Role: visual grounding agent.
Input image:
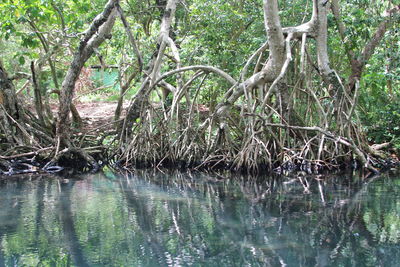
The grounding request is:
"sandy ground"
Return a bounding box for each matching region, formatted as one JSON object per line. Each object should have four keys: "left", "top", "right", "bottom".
{"left": 75, "top": 101, "right": 123, "bottom": 118}
{"left": 73, "top": 101, "right": 128, "bottom": 132}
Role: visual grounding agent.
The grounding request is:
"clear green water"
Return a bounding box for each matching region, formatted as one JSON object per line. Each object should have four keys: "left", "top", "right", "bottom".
{"left": 0, "top": 171, "right": 399, "bottom": 267}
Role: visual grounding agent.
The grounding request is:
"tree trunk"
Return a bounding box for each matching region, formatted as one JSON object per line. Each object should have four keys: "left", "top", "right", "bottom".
{"left": 56, "top": 0, "right": 118, "bottom": 145}
{"left": 0, "top": 61, "right": 21, "bottom": 146}
{"left": 30, "top": 62, "right": 47, "bottom": 126}
{"left": 121, "top": 0, "right": 178, "bottom": 141}
{"left": 0, "top": 61, "right": 19, "bottom": 119}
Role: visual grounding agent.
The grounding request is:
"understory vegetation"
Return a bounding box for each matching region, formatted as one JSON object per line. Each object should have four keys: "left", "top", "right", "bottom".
{"left": 0, "top": 0, "right": 399, "bottom": 175}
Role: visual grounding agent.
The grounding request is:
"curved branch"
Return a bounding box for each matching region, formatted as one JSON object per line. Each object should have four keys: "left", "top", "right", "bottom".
{"left": 154, "top": 65, "right": 237, "bottom": 86}
{"left": 170, "top": 71, "right": 204, "bottom": 119}
{"left": 240, "top": 41, "right": 269, "bottom": 81}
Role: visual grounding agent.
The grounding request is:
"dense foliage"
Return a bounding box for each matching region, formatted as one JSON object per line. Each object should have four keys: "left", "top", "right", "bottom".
{"left": 0, "top": 0, "right": 399, "bottom": 173}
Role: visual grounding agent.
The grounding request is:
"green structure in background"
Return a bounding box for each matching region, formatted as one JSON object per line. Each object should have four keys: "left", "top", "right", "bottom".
{"left": 91, "top": 67, "right": 120, "bottom": 91}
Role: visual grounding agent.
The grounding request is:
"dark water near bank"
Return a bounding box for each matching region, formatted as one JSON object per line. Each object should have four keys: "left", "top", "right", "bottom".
{"left": 0, "top": 171, "right": 399, "bottom": 267}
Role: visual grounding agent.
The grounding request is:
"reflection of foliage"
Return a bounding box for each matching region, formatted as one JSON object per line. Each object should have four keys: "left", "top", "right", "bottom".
{"left": 363, "top": 178, "right": 400, "bottom": 244}
{"left": 0, "top": 179, "right": 71, "bottom": 266}
{"left": 0, "top": 172, "right": 400, "bottom": 266}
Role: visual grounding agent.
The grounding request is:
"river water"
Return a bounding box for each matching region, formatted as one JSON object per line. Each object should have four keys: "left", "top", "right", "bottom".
{"left": 0, "top": 170, "right": 399, "bottom": 266}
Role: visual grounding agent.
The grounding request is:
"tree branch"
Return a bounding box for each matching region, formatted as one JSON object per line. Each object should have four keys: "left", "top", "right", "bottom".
{"left": 116, "top": 3, "right": 143, "bottom": 73}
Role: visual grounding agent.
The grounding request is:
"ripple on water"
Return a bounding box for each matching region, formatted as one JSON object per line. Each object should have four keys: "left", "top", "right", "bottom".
{"left": 0, "top": 172, "right": 399, "bottom": 266}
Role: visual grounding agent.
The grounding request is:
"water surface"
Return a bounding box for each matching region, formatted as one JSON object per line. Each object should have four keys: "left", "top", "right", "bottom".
{"left": 0, "top": 171, "right": 399, "bottom": 266}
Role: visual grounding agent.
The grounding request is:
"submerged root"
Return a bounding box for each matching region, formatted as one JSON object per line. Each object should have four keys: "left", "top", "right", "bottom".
{"left": 0, "top": 145, "right": 105, "bottom": 176}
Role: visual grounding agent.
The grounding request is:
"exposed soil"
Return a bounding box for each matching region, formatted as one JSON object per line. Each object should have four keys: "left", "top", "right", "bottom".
{"left": 76, "top": 101, "right": 119, "bottom": 118}
{"left": 74, "top": 101, "right": 127, "bottom": 133}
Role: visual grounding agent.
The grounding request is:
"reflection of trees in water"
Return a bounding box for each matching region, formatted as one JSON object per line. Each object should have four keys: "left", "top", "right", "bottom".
{"left": 0, "top": 179, "right": 31, "bottom": 266}
{"left": 126, "top": 171, "right": 313, "bottom": 265}
{"left": 118, "top": 176, "right": 170, "bottom": 266}
{"left": 314, "top": 175, "right": 400, "bottom": 266}
{"left": 59, "top": 181, "right": 90, "bottom": 267}
{"left": 0, "top": 172, "right": 399, "bottom": 266}
{"left": 0, "top": 179, "right": 24, "bottom": 233}
{"left": 251, "top": 174, "right": 399, "bottom": 267}
{"left": 0, "top": 177, "right": 70, "bottom": 266}
{"left": 128, "top": 171, "right": 400, "bottom": 266}
{"left": 0, "top": 182, "right": 21, "bottom": 266}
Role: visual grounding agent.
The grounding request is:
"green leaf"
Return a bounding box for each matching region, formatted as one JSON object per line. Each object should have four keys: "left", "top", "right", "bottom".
{"left": 18, "top": 55, "right": 25, "bottom": 65}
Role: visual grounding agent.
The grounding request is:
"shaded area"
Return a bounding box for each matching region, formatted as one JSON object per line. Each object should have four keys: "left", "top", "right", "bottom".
{"left": 0, "top": 171, "right": 399, "bottom": 266}
{"left": 59, "top": 181, "right": 90, "bottom": 267}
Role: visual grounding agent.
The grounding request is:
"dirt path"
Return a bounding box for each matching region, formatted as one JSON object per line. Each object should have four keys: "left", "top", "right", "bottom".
{"left": 75, "top": 102, "right": 120, "bottom": 118}
{"left": 74, "top": 101, "right": 127, "bottom": 132}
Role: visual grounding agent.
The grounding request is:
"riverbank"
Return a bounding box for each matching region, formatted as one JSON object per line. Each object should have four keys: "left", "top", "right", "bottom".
{"left": 1, "top": 100, "right": 399, "bottom": 177}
